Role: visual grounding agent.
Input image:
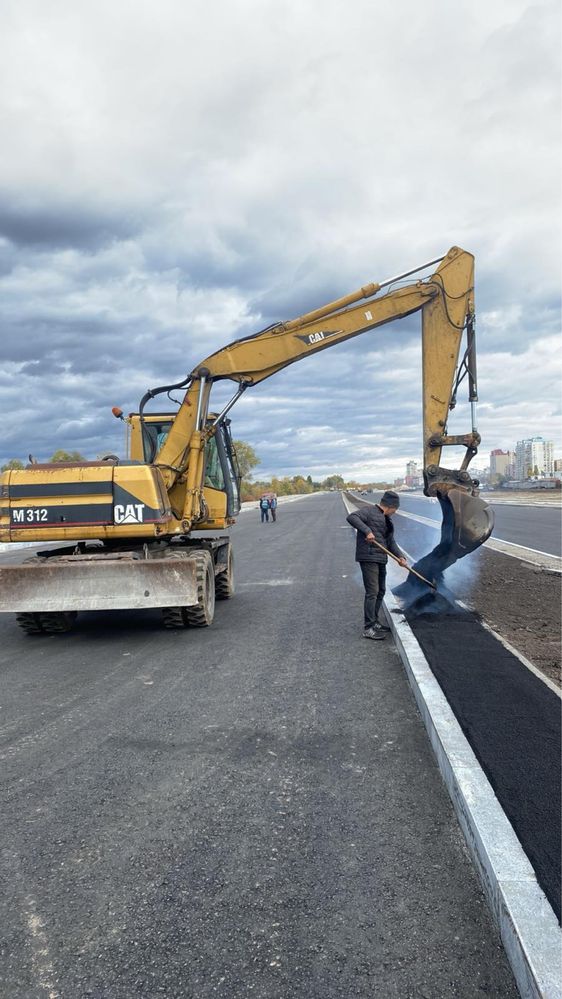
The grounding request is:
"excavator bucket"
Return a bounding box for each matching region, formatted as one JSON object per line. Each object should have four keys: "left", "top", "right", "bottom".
{"left": 436, "top": 488, "right": 495, "bottom": 567}
{"left": 397, "top": 488, "right": 494, "bottom": 594}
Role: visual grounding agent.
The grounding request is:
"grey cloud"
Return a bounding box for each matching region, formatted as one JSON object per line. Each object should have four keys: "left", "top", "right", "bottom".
{"left": 0, "top": 197, "right": 145, "bottom": 251}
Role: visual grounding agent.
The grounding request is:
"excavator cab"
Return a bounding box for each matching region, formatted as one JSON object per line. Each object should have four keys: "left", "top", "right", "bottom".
{"left": 127, "top": 411, "right": 242, "bottom": 521}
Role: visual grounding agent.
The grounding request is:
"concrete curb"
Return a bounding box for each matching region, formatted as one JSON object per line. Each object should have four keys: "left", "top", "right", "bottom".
{"left": 342, "top": 494, "right": 562, "bottom": 998}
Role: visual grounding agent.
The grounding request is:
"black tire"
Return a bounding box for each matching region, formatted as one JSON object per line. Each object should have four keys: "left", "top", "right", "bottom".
{"left": 16, "top": 556, "right": 77, "bottom": 634}
{"left": 16, "top": 612, "right": 45, "bottom": 635}
{"left": 215, "top": 544, "right": 234, "bottom": 600}
{"left": 161, "top": 550, "right": 191, "bottom": 629}
{"left": 184, "top": 550, "right": 215, "bottom": 627}
{"left": 39, "top": 612, "right": 77, "bottom": 633}
{"left": 162, "top": 606, "right": 190, "bottom": 629}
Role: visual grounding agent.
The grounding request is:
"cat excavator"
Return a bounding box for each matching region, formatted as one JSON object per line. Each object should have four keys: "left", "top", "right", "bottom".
{"left": 0, "top": 245, "right": 493, "bottom": 633}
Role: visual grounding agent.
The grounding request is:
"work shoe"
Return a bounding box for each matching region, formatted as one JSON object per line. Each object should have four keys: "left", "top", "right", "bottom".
{"left": 363, "top": 627, "right": 385, "bottom": 641}
{"left": 374, "top": 621, "right": 391, "bottom": 632}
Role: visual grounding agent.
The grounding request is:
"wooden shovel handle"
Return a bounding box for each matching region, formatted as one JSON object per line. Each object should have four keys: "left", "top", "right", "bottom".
{"left": 368, "top": 537, "right": 436, "bottom": 590}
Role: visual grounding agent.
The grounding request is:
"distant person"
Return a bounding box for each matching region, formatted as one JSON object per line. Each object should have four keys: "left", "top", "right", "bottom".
{"left": 346, "top": 490, "right": 407, "bottom": 640}
{"left": 259, "top": 496, "right": 270, "bottom": 523}
{"left": 269, "top": 495, "right": 278, "bottom": 522}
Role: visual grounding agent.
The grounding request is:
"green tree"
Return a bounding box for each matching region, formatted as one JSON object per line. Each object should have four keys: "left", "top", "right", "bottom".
{"left": 292, "top": 475, "right": 313, "bottom": 494}
{"left": 50, "top": 449, "right": 86, "bottom": 462}
{"left": 1, "top": 458, "right": 25, "bottom": 472}
{"left": 233, "top": 440, "right": 260, "bottom": 481}
{"left": 322, "top": 474, "right": 345, "bottom": 490}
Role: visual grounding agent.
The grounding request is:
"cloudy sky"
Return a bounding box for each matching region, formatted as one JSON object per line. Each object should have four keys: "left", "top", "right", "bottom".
{"left": 1, "top": 0, "right": 560, "bottom": 481}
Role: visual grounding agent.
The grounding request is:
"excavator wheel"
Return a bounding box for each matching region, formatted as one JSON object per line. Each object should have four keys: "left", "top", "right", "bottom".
{"left": 40, "top": 612, "right": 77, "bottom": 634}
{"left": 16, "top": 612, "right": 45, "bottom": 635}
{"left": 215, "top": 544, "right": 234, "bottom": 600}
{"left": 161, "top": 549, "right": 215, "bottom": 629}
{"left": 16, "top": 611, "right": 77, "bottom": 635}
{"left": 184, "top": 550, "right": 215, "bottom": 627}
{"left": 162, "top": 607, "right": 190, "bottom": 629}
{"left": 161, "top": 550, "right": 192, "bottom": 629}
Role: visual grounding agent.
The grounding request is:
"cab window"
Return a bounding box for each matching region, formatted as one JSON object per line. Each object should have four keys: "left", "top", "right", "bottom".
{"left": 204, "top": 435, "right": 225, "bottom": 489}
{"left": 142, "top": 421, "right": 173, "bottom": 461}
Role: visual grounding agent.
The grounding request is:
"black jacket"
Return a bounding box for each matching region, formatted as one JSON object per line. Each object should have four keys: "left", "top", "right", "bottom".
{"left": 346, "top": 504, "right": 404, "bottom": 563}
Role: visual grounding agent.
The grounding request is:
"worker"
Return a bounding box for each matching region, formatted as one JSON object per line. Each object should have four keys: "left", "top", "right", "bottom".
{"left": 346, "top": 490, "right": 407, "bottom": 640}
{"left": 269, "top": 494, "right": 278, "bottom": 522}
{"left": 259, "top": 496, "right": 270, "bottom": 523}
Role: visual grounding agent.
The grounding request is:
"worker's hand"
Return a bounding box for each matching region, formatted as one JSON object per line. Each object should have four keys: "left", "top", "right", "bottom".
{"left": 398, "top": 557, "right": 408, "bottom": 567}
{"left": 365, "top": 532, "right": 376, "bottom": 542}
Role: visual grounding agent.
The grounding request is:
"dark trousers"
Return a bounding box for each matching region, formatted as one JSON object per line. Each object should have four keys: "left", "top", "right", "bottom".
{"left": 270, "top": 507, "right": 276, "bottom": 521}
{"left": 260, "top": 508, "right": 269, "bottom": 522}
{"left": 360, "top": 562, "right": 386, "bottom": 629}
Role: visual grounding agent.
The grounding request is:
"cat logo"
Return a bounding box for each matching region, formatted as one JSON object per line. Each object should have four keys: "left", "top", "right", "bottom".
{"left": 114, "top": 503, "right": 145, "bottom": 524}
{"left": 295, "top": 329, "right": 342, "bottom": 346}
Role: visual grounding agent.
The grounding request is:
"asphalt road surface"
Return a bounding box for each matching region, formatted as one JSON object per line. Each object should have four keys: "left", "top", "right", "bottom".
{"left": 0, "top": 494, "right": 518, "bottom": 998}
{"left": 372, "top": 492, "right": 562, "bottom": 556}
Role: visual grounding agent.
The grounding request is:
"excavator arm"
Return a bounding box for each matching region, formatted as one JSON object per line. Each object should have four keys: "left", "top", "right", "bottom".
{"left": 151, "top": 246, "right": 493, "bottom": 571}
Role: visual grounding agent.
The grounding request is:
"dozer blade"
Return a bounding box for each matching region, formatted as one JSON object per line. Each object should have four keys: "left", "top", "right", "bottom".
{"left": 397, "top": 488, "right": 494, "bottom": 595}
{"left": 0, "top": 558, "right": 200, "bottom": 613}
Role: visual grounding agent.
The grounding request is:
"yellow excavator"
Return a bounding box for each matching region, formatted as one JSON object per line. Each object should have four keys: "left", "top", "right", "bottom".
{"left": 0, "top": 246, "right": 493, "bottom": 633}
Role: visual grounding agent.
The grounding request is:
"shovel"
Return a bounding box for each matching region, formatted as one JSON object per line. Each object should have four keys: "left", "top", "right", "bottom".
{"left": 367, "top": 537, "right": 437, "bottom": 590}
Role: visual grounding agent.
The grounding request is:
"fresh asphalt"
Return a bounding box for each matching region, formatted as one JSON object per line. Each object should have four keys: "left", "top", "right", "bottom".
{"left": 388, "top": 492, "right": 562, "bottom": 556}
{"left": 0, "top": 493, "right": 518, "bottom": 998}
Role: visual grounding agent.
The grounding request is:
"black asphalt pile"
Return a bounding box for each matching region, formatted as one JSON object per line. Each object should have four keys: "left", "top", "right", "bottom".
{"left": 405, "top": 600, "right": 561, "bottom": 922}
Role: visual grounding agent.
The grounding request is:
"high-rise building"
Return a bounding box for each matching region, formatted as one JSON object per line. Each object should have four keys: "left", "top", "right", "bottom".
{"left": 489, "top": 449, "right": 516, "bottom": 481}
{"left": 404, "top": 460, "right": 422, "bottom": 488}
{"left": 515, "top": 437, "right": 554, "bottom": 479}
{"left": 490, "top": 449, "right": 510, "bottom": 478}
